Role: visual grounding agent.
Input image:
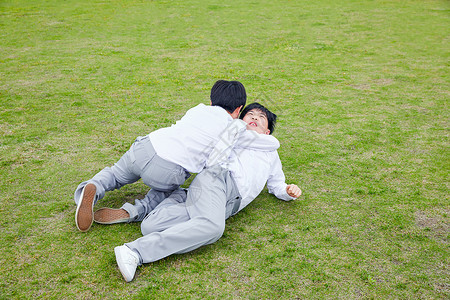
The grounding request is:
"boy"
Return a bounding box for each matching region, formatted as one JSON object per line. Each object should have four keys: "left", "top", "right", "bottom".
{"left": 74, "top": 80, "right": 247, "bottom": 232}
{"left": 95, "top": 103, "right": 302, "bottom": 282}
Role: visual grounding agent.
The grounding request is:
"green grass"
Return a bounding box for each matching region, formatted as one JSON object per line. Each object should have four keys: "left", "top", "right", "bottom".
{"left": 1, "top": 0, "right": 448, "bottom": 298}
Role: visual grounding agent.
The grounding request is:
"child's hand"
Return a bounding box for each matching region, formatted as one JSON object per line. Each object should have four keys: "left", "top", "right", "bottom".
{"left": 286, "top": 184, "right": 302, "bottom": 198}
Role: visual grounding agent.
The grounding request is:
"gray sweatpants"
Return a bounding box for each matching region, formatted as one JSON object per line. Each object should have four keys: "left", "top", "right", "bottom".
{"left": 125, "top": 165, "right": 241, "bottom": 264}
{"left": 74, "top": 136, "right": 191, "bottom": 205}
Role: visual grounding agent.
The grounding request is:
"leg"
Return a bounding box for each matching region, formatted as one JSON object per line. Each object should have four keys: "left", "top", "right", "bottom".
{"left": 74, "top": 145, "right": 140, "bottom": 205}
{"left": 74, "top": 137, "right": 190, "bottom": 232}
{"left": 124, "top": 166, "right": 229, "bottom": 264}
{"left": 115, "top": 212, "right": 225, "bottom": 282}
{"left": 74, "top": 143, "right": 140, "bottom": 231}
{"left": 140, "top": 190, "right": 190, "bottom": 234}
{"left": 94, "top": 188, "right": 185, "bottom": 224}
{"left": 137, "top": 138, "right": 191, "bottom": 192}
{"left": 125, "top": 188, "right": 185, "bottom": 222}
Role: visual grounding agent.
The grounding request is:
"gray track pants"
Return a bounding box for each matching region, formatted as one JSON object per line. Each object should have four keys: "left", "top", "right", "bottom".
{"left": 74, "top": 136, "right": 190, "bottom": 205}
{"left": 125, "top": 165, "right": 241, "bottom": 264}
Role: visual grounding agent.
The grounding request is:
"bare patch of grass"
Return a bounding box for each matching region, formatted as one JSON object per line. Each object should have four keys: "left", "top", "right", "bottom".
{"left": 415, "top": 209, "right": 449, "bottom": 242}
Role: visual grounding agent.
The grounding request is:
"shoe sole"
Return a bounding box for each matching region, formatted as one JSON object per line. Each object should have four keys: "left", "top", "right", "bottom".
{"left": 75, "top": 183, "right": 96, "bottom": 232}
{"left": 94, "top": 208, "right": 130, "bottom": 224}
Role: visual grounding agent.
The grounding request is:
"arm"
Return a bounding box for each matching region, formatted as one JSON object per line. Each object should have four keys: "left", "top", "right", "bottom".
{"left": 206, "top": 119, "right": 247, "bottom": 167}
{"left": 267, "top": 152, "right": 301, "bottom": 200}
{"left": 236, "top": 130, "right": 280, "bottom": 151}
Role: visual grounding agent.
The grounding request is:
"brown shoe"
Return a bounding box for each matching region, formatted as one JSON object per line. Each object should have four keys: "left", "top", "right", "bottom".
{"left": 94, "top": 208, "right": 130, "bottom": 224}
{"left": 75, "top": 183, "right": 96, "bottom": 232}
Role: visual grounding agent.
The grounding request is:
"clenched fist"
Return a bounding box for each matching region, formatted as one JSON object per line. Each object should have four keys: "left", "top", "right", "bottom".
{"left": 286, "top": 184, "right": 302, "bottom": 198}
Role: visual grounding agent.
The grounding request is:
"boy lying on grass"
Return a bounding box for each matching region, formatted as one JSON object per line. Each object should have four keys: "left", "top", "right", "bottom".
{"left": 94, "top": 102, "right": 302, "bottom": 282}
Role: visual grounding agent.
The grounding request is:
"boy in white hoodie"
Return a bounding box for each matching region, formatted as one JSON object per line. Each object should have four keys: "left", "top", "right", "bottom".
{"left": 95, "top": 103, "right": 302, "bottom": 282}
{"left": 73, "top": 80, "right": 247, "bottom": 232}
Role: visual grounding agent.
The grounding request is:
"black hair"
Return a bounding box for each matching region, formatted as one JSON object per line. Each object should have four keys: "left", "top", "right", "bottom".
{"left": 210, "top": 80, "right": 247, "bottom": 113}
{"left": 239, "top": 102, "right": 277, "bottom": 134}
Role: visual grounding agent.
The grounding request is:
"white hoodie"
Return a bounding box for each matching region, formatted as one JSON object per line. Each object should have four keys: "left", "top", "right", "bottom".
{"left": 148, "top": 104, "right": 246, "bottom": 173}
{"left": 225, "top": 130, "right": 295, "bottom": 212}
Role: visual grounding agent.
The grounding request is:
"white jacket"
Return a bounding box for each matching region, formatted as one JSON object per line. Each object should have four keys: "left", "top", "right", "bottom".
{"left": 226, "top": 130, "right": 295, "bottom": 212}
{"left": 148, "top": 104, "right": 245, "bottom": 173}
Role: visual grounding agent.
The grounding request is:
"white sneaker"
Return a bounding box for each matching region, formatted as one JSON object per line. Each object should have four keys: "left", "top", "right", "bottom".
{"left": 114, "top": 245, "right": 140, "bottom": 282}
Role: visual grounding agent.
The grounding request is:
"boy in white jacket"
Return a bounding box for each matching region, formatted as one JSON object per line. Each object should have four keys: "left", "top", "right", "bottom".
{"left": 95, "top": 103, "right": 302, "bottom": 282}
{"left": 73, "top": 80, "right": 247, "bottom": 232}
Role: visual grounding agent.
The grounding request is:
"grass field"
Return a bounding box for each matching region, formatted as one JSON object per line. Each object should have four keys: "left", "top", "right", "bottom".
{"left": 1, "top": 0, "right": 448, "bottom": 298}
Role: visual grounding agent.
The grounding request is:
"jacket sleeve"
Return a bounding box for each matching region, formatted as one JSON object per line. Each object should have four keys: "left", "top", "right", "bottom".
{"left": 235, "top": 130, "right": 280, "bottom": 151}
{"left": 206, "top": 119, "right": 247, "bottom": 167}
{"left": 267, "top": 151, "right": 296, "bottom": 201}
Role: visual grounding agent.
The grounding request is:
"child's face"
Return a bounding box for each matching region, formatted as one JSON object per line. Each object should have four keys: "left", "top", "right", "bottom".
{"left": 242, "top": 109, "right": 270, "bottom": 135}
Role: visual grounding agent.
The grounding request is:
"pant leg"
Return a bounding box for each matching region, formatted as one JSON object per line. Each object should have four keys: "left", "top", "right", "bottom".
{"left": 74, "top": 144, "right": 140, "bottom": 204}
{"left": 121, "top": 188, "right": 186, "bottom": 222}
{"left": 138, "top": 138, "right": 191, "bottom": 192}
{"left": 125, "top": 165, "right": 229, "bottom": 264}
{"left": 140, "top": 197, "right": 190, "bottom": 234}
{"left": 74, "top": 137, "right": 190, "bottom": 205}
